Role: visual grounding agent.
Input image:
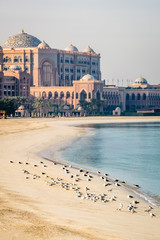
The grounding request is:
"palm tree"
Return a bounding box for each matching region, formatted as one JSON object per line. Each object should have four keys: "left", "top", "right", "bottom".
{"left": 32, "top": 98, "right": 44, "bottom": 114}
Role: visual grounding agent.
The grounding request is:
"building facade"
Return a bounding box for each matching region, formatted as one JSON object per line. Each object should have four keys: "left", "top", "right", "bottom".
{"left": 0, "top": 30, "right": 101, "bottom": 88}
{"left": 0, "top": 30, "right": 160, "bottom": 112}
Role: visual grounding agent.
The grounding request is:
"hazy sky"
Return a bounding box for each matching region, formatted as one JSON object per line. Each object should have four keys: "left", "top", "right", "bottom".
{"left": 0, "top": 0, "right": 160, "bottom": 85}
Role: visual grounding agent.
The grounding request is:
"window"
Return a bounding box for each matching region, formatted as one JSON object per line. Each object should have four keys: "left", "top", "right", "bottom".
{"left": 70, "top": 58, "right": 74, "bottom": 64}
{"left": 77, "top": 69, "right": 80, "bottom": 73}
{"left": 132, "top": 93, "right": 135, "bottom": 100}
{"left": 76, "top": 92, "right": 78, "bottom": 99}
{"left": 143, "top": 93, "right": 146, "bottom": 100}
{"left": 88, "top": 92, "right": 91, "bottom": 99}
{"left": 42, "top": 91, "right": 46, "bottom": 98}
{"left": 42, "top": 61, "right": 53, "bottom": 86}
{"left": 18, "top": 56, "right": 22, "bottom": 62}
{"left": 65, "top": 75, "right": 69, "bottom": 80}
{"left": 65, "top": 58, "right": 69, "bottom": 63}
{"left": 70, "top": 68, "right": 73, "bottom": 73}
{"left": 25, "top": 56, "right": 29, "bottom": 62}
{"left": 137, "top": 93, "right": 141, "bottom": 100}
{"left": 65, "top": 68, "right": 69, "bottom": 72}
{"left": 126, "top": 93, "right": 129, "bottom": 100}
{"left": 48, "top": 91, "right": 52, "bottom": 99}
{"left": 66, "top": 91, "right": 70, "bottom": 98}
{"left": 14, "top": 56, "right": 18, "bottom": 62}
{"left": 60, "top": 91, "right": 64, "bottom": 99}
{"left": 54, "top": 92, "right": 58, "bottom": 99}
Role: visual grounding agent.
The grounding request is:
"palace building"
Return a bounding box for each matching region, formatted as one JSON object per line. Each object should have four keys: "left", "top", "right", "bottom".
{"left": 0, "top": 30, "right": 160, "bottom": 112}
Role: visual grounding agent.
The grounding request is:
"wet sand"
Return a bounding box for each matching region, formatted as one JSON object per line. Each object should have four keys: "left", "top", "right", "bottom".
{"left": 0, "top": 116, "right": 160, "bottom": 240}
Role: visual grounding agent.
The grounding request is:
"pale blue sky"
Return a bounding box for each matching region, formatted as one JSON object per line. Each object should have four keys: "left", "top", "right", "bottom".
{"left": 0, "top": 0, "right": 160, "bottom": 84}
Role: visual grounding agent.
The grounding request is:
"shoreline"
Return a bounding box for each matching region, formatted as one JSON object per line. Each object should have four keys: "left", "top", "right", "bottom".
{"left": 39, "top": 122, "right": 160, "bottom": 207}
{"left": 1, "top": 116, "right": 160, "bottom": 240}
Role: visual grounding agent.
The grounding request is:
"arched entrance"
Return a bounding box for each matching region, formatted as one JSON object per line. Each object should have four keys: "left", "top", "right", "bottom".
{"left": 96, "top": 91, "right": 100, "bottom": 100}
{"left": 80, "top": 90, "right": 87, "bottom": 100}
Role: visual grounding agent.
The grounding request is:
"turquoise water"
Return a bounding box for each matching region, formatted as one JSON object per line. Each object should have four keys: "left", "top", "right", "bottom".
{"left": 57, "top": 123, "right": 160, "bottom": 199}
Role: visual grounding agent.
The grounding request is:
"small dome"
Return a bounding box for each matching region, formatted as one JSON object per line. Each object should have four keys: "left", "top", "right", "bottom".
{"left": 38, "top": 40, "right": 50, "bottom": 49}
{"left": 115, "top": 107, "right": 121, "bottom": 111}
{"left": 81, "top": 74, "right": 95, "bottom": 81}
{"left": 18, "top": 105, "right": 25, "bottom": 110}
{"left": 63, "top": 105, "right": 70, "bottom": 110}
{"left": 135, "top": 76, "right": 147, "bottom": 84}
{"left": 9, "top": 65, "right": 21, "bottom": 71}
{"left": 2, "top": 29, "right": 41, "bottom": 48}
{"left": 78, "top": 106, "right": 83, "bottom": 111}
{"left": 65, "top": 44, "right": 78, "bottom": 52}
{"left": 83, "top": 45, "right": 95, "bottom": 53}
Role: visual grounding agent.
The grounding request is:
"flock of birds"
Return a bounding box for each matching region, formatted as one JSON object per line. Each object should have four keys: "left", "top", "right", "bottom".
{"left": 9, "top": 160, "right": 156, "bottom": 218}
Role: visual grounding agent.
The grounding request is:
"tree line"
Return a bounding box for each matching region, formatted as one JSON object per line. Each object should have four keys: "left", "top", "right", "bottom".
{"left": 0, "top": 97, "right": 118, "bottom": 116}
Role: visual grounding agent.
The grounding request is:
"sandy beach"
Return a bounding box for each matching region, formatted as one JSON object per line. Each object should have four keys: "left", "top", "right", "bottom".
{"left": 0, "top": 116, "right": 160, "bottom": 240}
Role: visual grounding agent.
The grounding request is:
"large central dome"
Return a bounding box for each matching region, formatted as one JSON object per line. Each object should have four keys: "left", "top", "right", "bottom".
{"left": 1, "top": 30, "right": 41, "bottom": 48}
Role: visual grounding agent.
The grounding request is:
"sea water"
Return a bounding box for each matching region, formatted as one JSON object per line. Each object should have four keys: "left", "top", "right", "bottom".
{"left": 56, "top": 122, "right": 160, "bottom": 200}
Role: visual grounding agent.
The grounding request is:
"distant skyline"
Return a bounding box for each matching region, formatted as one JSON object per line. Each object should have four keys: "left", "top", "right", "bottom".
{"left": 0, "top": 0, "right": 160, "bottom": 84}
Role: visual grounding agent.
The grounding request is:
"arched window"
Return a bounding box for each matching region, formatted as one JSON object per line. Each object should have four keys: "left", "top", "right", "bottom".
{"left": 137, "top": 93, "right": 141, "bottom": 100}
{"left": 132, "top": 93, "right": 135, "bottom": 100}
{"left": 54, "top": 92, "right": 58, "bottom": 99}
{"left": 42, "top": 91, "right": 46, "bottom": 99}
{"left": 66, "top": 91, "right": 70, "bottom": 98}
{"left": 126, "top": 93, "right": 129, "bottom": 100}
{"left": 143, "top": 93, "right": 146, "bottom": 100}
{"left": 48, "top": 91, "right": 52, "bottom": 99}
{"left": 72, "top": 92, "right": 74, "bottom": 99}
{"left": 25, "top": 56, "right": 29, "bottom": 62}
{"left": 14, "top": 56, "right": 18, "bottom": 62}
{"left": 60, "top": 91, "right": 64, "bottom": 99}
{"left": 18, "top": 56, "right": 22, "bottom": 62}
{"left": 42, "top": 61, "right": 53, "bottom": 86}
{"left": 88, "top": 92, "right": 91, "bottom": 99}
